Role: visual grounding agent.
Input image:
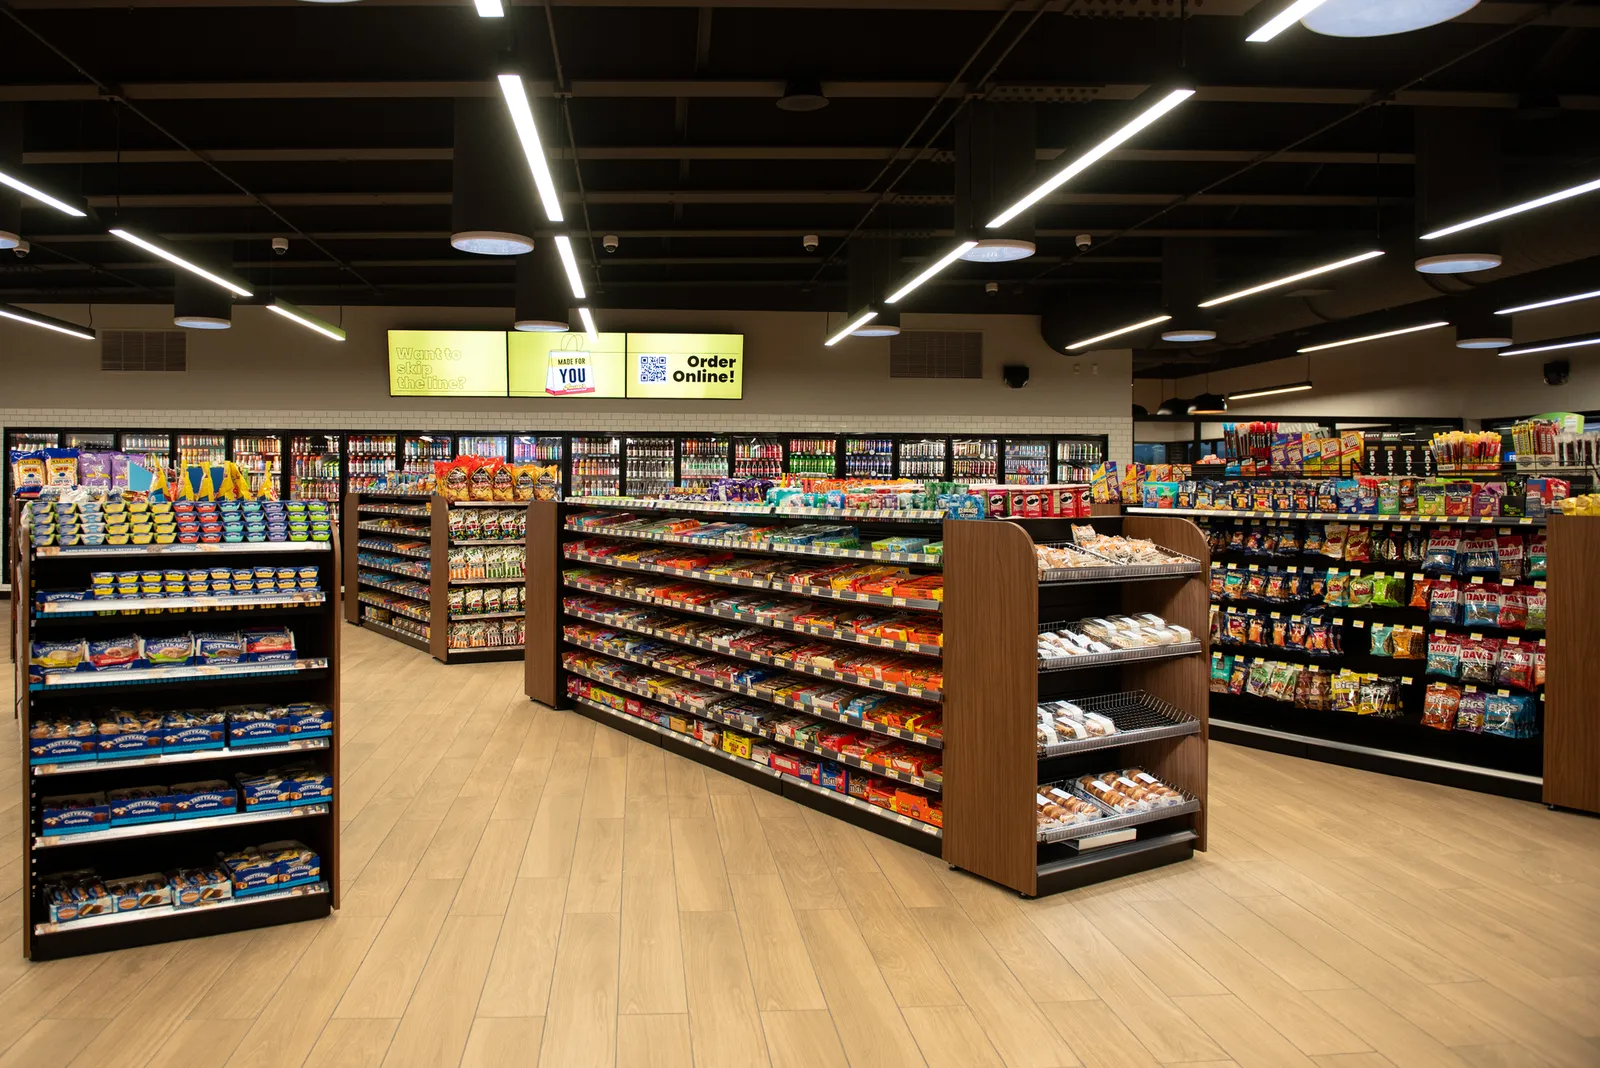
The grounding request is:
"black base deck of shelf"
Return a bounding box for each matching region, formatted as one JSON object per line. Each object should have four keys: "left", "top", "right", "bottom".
{"left": 352, "top": 617, "right": 431, "bottom": 653}
{"left": 29, "top": 890, "right": 330, "bottom": 961}
{"left": 564, "top": 696, "right": 942, "bottom": 855}
{"left": 445, "top": 647, "right": 524, "bottom": 663}
{"left": 1032, "top": 829, "right": 1197, "bottom": 897}
{"left": 1210, "top": 718, "right": 1542, "bottom": 801}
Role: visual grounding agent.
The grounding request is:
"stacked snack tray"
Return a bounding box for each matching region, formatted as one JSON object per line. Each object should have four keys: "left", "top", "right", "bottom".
{"left": 787, "top": 438, "right": 838, "bottom": 477}
{"left": 30, "top": 699, "right": 332, "bottom": 768}
{"left": 843, "top": 438, "right": 893, "bottom": 478}
{"left": 35, "top": 559, "right": 321, "bottom": 613}
{"left": 562, "top": 650, "right": 943, "bottom": 830}
{"left": 25, "top": 497, "right": 331, "bottom": 550}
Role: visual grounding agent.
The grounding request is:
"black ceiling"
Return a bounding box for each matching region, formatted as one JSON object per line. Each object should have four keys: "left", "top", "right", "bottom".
{"left": 1, "top": 0, "right": 1597, "bottom": 374}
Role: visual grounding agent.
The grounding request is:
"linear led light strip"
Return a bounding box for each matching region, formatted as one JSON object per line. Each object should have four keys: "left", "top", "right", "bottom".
{"left": 987, "top": 88, "right": 1194, "bottom": 229}
{"left": 1228, "top": 381, "right": 1313, "bottom": 401}
{"left": 0, "top": 167, "right": 86, "bottom": 217}
{"left": 1297, "top": 320, "right": 1448, "bottom": 353}
{"left": 109, "top": 229, "right": 254, "bottom": 297}
{"left": 0, "top": 305, "right": 95, "bottom": 340}
{"left": 1498, "top": 289, "right": 1600, "bottom": 316}
{"left": 826, "top": 310, "right": 878, "bottom": 347}
{"left": 1422, "top": 176, "right": 1600, "bottom": 241}
{"left": 1499, "top": 336, "right": 1600, "bottom": 358}
{"left": 578, "top": 307, "right": 599, "bottom": 343}
{"left": 885, "top": 242, "right": 976, "bottom": 304}
{"left": 554, "top": 235, "right": 586, "bottom": 300}
{"left": 497, "top": 73, "right": 564, "bottom": 224}
{"left": 1245, "top": 0, "right": 1331, "bottom": 42}
{"left": 474, "top": 0, "right": 504, "bottom": 14}
{"left": 1066, "top": 314, "right": 1171, "bottom": 351}
{"left": 1199, "top": 250, "right": 1383, "bottom": 308}
{"left": 267, "top": 298, "right": 346, "bottom": 341}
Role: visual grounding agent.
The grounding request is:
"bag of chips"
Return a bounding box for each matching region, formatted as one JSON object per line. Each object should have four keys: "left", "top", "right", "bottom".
{"left": 1344, "top": 526, "right": 1372, "bottom": 563}
{"left": 1422, "top": 682, "right": 1461, "bottom": 730}
{"left": 1391, "top": 627, "right": 1425, "bottom": 660}
{"left": 1496, "top": 643, "right": 1537, "bottom": 691}
{"left": 1455, "top": 690, "right": 1487, "bottom": 733}
{"left": 1324, "top": 572, "right": 1349, "bottom": 608}
{"left": 1484, "top": 693, "right": 1537, "bottom": 739}
{"left": 1427, "top": 634, "right": 1461, "bottom": 679}
{"left": 1527, "top": 533, "right": 1547, "bottom": 580}
{"left": 1525, "top": 588, "right": 1547, "bottom": 631}
{"left": 1495, "top": 535, "right": 1524, "bottom": 580}
{"left": 1497, "top": 589, "right": 1527, "bottom": 630}
{"left": 1348, "top": 575, "right": 1375, "bottom": 607}
{"left": 1322, "top": 522, "right": 1348, "bottom": 559}
{"left": 1409, "top": 577, "right": 1433, "bottom": 608}
{"left": 1423, "top": 531, "right": 1460, "bottom": 575}
{"left": 1370, "top": 623, "right": 1395, "bottom": 657}
{"left": 1371, "top": 574, "right": 1405, "bottom": 608}
{"left": 1458, "top": 638, "right": 1499, "bottom": 685}
{"left": 1460, "top": 585, "right": 1501, "bottom": 627}
{"left": 1428, "top": 580, "right": 1460, "bottom": 624}
{"left": 1460, "top": 536, "right": 1500, "bottom": 577}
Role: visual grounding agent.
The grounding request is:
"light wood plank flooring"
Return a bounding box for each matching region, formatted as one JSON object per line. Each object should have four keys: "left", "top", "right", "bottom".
{"left": 4, "top": 622, "right": 1600, "bottom": 1068}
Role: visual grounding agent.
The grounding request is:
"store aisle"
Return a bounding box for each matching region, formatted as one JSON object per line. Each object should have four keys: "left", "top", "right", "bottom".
{"left": 3, "top": 622, "right": 1599, "bottom": 1068}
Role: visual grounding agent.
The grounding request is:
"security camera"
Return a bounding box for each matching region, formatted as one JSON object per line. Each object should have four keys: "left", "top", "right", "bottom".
{"left": 1544, "top": 359, "right": 1570, "bottom": 387}
{"left": 985, "top": 281, "right": 999, "bottom": 296}
{"left": 803, "top": 234, "right": 820, "bottom": 253}
{"left": 603, "top": 234, "right": 619, "bottom": 253}
{"left": 1075, "top": 233, "right": 1092, "bottom": 251}
{"left": 271, "top": 237, "right": 288, "bottom": 256}
{"left": 14, "top": 240, "right": 28, "bottom": 258}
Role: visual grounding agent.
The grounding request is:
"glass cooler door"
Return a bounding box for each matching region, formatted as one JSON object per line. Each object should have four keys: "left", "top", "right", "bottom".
{"left": 1003, "top": 438, "right": 1051, "bottom": 485}
{"left": 1056, "top": 438, "right": 1104, "bottom": 483}
{"left": 951, "top": 437, "right": 998, "bottom": 482}
{"left": 896, "top": 437, "right": 947, "bottom": 481}
{"left": 513, "top": 435, "right": 563, "bottom": 465}
{"left": 230, "top": 434, "right": 283, "bottom": 499}
{"left": 402, "top": 433, "right": 452, "bottom": 474}
{"left": 290, "top": 433, "right": 343, "bottom": 524}
{"left": 843, "top": 436, "right": 895, "bottom": 478}
{"left": 346, "top": 433, "right": 397, "bottom": 492}
{"left": 786, "top": 436, "right": 838, "bottom": 478}
{"left": 458, "top": 435, "right": 509, "bottom": 461}
{"left": 624, "top": 435, "right": 675, "bottom": 496}
{"left": 679, "top": 435, "right": 729, "bottom": 487}
{"left": 570, "top": 434, "right": 622, "bottom": 496}
{"left": 731, "top": 435, "right": 784, "bottom": 480}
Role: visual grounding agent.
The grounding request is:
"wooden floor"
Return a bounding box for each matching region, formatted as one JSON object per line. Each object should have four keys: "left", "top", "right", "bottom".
{"left": 4, "top": 622, "right": 1600, "bottom": 1068}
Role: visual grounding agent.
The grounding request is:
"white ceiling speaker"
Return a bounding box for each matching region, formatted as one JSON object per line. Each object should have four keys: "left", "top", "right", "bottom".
{"left": 1302, "top": 0, "right": 1480, "bottom": 37}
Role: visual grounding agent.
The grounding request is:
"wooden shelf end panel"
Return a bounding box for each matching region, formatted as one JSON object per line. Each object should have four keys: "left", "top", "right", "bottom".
{"left": 1545, "top": 514, "right": 1600, "bottom": 814}
{"left": 525, "top": 501, "right": 563, "bottom": 707}
{"left": 943, "top": 519, "right": 1040, "bottom": 896}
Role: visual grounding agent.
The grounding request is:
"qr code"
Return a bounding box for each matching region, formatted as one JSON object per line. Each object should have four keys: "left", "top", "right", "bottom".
{"left": 638, "top": 355, "right": 668, "bottom": 383}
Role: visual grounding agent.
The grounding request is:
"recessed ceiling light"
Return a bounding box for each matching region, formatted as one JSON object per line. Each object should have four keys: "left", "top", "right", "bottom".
{"left": 884, "top": 242, "right": 977, "bottom": 304}
{"left": 0, "top": 303, "right": 95, "bottom": 340}
{"left": 960, "top": 239, "right": 1036, "bottom": 263}
{"left": 450, "top": 230, "right": 534, "bottom": 256}
{"left": 497, "top": 73, "right": 565, "bottom": 224}
{"left": 826, "top": 310, "right": 877, "bottom": 347}
{"left": 1497, "top": 289, "right": 1600, "bottom": 315}
{"left": 1246, "top": 0, "right": 1332, "bottom": 41}
{"left": 1296, "top": 320, "right": 1449, "bottom": 353}
{"left": 1498, "top": 335, "right": 1600, "bottom": 358}
{"left": 1228, "top": 380, "right": 1314, "bottom": 401}
{"left": 1421, "top": 175, "right": 1600, "bottom": 240}
{"left": 0, "top": 167, "right": 86, "bottom": 217}
{"left": 1198, "top": 250, "right": 1383, "bottom": 308}
{"left": 1301, "top": 0, "right": 1480, "bottom": 37}
{"left": 267, "top": 298, "right": 346, "bottom": 341}
{"left": 988, "top": 86, "right": 1194, "bottom": 229}
{"left": 110, "top": 228, "right": 253, "bottom": 297}
{"left": 1065, "top": 314, "right": 1172, "bottom": 351}
{"left": 1415, "top": 253, "right": 1502, "bottom": 274}
{"left": 1161, "top": 328, "right": 1218, "bottom": 343}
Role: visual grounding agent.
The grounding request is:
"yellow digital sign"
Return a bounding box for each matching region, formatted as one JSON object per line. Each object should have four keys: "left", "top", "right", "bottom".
{"left": 387, "top": 330, "right": 509, "bottom": 397}
{"left": 508, "top": 331, "right": 626, "bottom": 398}
{"left": 626, "top": 333, "right": 744, "bottom": 399}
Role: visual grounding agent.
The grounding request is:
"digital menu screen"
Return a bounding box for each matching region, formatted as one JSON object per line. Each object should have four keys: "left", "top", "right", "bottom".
{"left": 625, "top": 333, "right": 744, "bottom": 399}
{"left": 508, "top": 331, "right": 627, "bottom": 398}
{"left": 387, "top": 330, "right": 509, "bottom": 397}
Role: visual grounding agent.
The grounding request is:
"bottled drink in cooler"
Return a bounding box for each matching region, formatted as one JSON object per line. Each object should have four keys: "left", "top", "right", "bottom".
{"left": 844, "top": 437, "right": 893, "bottom": 478}
{"left": 733, "top": 437, "right": 783, "bottom": 479}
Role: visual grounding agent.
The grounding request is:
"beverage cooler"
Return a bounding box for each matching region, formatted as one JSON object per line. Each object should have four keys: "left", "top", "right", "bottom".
{"left": 458, "top": 434, "right": 509, "bottom": 461}
{"left": 230, "top": 434, "right": 282, "bottom": 499}
{"left": 402, "top": 433, "right": 452, "bottom": 473}
{"left": 787, "top": 436, "right": 837, "bottom": 477}
{"left": 571, "top": 434, "right": 621, "bottom": 496}
{"left": 1003, "top": 438, "right": 1050, "bottom": 485}
{"left": 176, "top": 433, "right": 226, "bottom": 471}
{"left": 951, "top": 437, "right": 998, "bottom": 481}
{"left": 732, "top": 435, "right": 783, "bottom": 479}
{"left": 843, "top": 436, "right": 893, "bottom": 478}
{"left": 897, "top": 437, "right": 947, "bottom": 480}
{"left": 680, "top": 435, "right": 729, "bottom": 487}
{"left": 625, "top": 435, "right": 674, "bottom": 496}
{"left": 119, "top": 431, "right": 171, "bottom": 479}
{"left": 347, "top": 433, "right": 397, "bottom": 491}
{"left": 290, "top": 433, "right": 342, "bottom": 524}
{"left": 513, "top": 435, "right": 563, "bottom": 465}
{"left": 64, "top": 431, "right": 114, "bottom": 450}
{"left": 1056, "top": 437, "right": 1105, "bottom": 483}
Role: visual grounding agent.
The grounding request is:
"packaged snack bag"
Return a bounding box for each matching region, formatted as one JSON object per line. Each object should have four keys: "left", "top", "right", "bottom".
{"left": 44, "top": 448, "right": 79, "bottom": 488}
{"left": 11, "top": 449, "right": 46, "bottom": 495}
{"left": 468, "top": 458, "right": 495, "bottom": 501}
{"left": 490, "top": 459, "right": 516, "bottom": 501}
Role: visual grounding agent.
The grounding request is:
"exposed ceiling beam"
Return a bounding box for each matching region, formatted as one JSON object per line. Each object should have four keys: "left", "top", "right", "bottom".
{"left": 25, "top": 227, "right": 1321, "bottom": 243}
{"left": 22, "top": 147, "right": 1419, "bottom": 166}
{"left": 76, "top": 191, "right": 1404, "bottom": 208}
{"left": 4, "top": 80, "right": 1593, "bottom": 109}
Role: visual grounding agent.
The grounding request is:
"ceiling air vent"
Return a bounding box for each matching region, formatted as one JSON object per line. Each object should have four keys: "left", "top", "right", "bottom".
{"left": 890, "top": 331, "right": 983, "bottom": 379}
{"left": 101, "top": 330, "right": 187, "bottom": 372}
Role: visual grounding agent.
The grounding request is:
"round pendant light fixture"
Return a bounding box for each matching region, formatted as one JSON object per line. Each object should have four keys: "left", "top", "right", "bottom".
{"left": 1415, "top": 252, "right": 1503, "bottom": 275}
{"left": 776, "top": 79, "right": 829, "bottom": 112}
{"left": 1161, "top": 327, "right": 1217, "bottom": 343}
{"left": 1155, "top": 396, "right": 1192, "bottom": 416}
{"left": 1302, "top": 0, "right": 1479, "bottom": 37}
{"left": 1189, "top": 392, "right": 1228, "bottom": 415}
{"left": 960, "top": 239, "right": 1036, "bottom": 263}
{"left": 452, "top": 231, "right": 535, "bottom": 257}
{"left": 513, "top": 245, "right": 570, "bottom": 333}
{"left": 173, "top": 273, "right": 233, "bottom": 331}
{"left": 1456, "top": 335, "right": 1513, "bottom": 350}
{"left": 852, "top": 305, "right": 901, "bottom": 337}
